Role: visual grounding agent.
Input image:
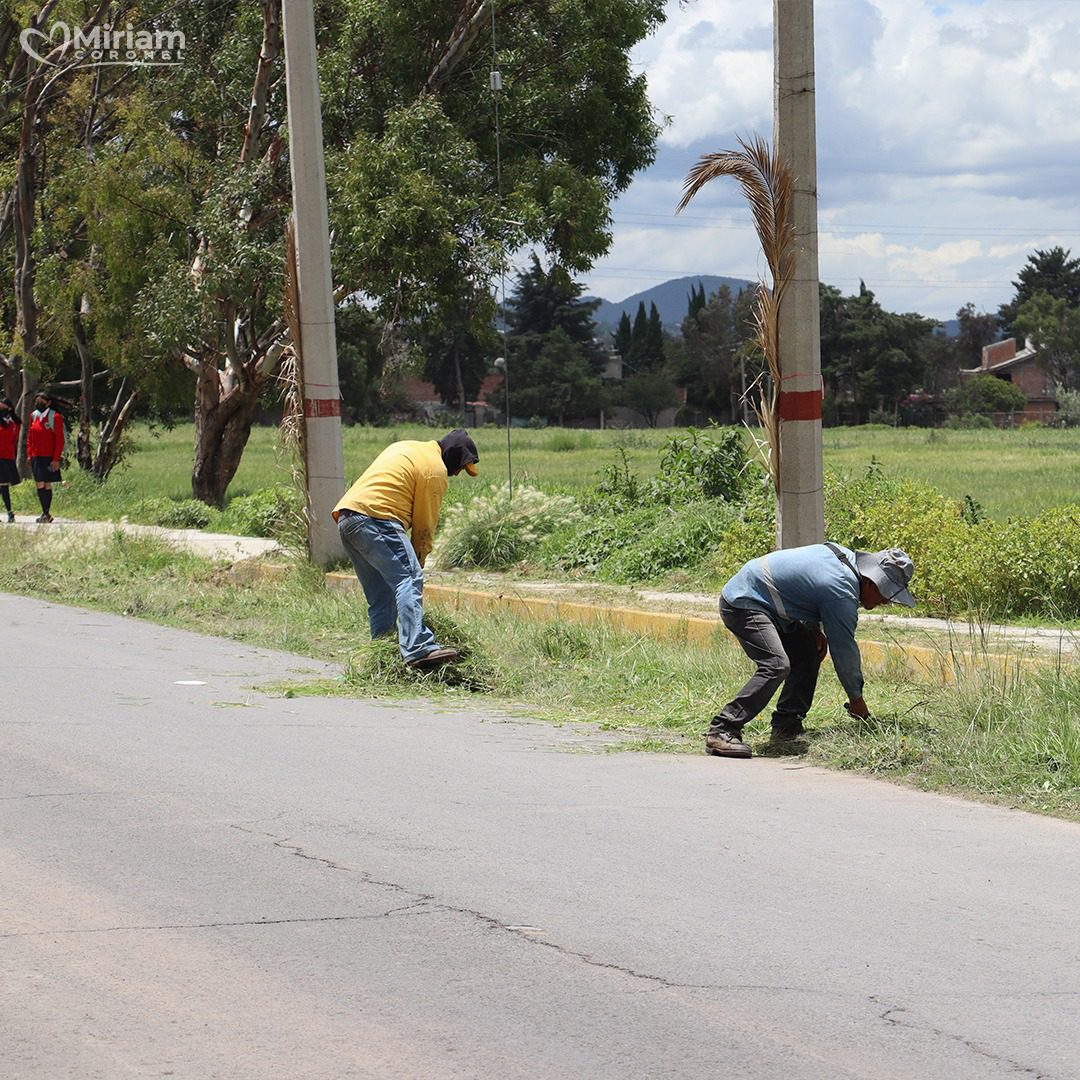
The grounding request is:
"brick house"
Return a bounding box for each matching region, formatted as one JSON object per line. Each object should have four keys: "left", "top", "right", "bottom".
{"left": 960, "top": 338, "right": 1058, "bottom": 423}
{"left": 400, "top": 373, "right": 503, "bottom": 426}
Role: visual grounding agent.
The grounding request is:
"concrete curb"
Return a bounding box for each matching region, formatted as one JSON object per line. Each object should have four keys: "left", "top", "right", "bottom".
{"left": 315, "top": 567, "right": 1046, "bottom": 683}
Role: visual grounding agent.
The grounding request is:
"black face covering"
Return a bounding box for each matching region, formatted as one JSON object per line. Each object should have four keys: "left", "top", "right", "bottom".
{"left": 437, "top": 428, "right": 479, "bottom": 475}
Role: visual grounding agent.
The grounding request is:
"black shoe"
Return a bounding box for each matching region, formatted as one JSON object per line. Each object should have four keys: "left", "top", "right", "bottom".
{"left": 39, "top": 513, "right": 53, "bottom": 524}
{"left": 770, "top": 720, "right": 806, "bottom": 742}
{"left": 5, "top": 513, "right": 13, "bottom": 523}
{"left": 705, "top": 722, "right": 752, "bottom": 759}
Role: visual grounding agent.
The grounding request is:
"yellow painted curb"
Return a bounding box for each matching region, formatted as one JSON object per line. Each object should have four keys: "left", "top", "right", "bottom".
{"left": 243, "top": 564, "right": 1046, "bottom": 683}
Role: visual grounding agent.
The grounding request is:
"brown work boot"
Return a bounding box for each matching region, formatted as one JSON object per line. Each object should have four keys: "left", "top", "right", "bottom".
{"left": 705, "top": 723, "right": 752, "bottom": 759}
{"left": 405, "top": 646, "right": 460, "bottom": 671}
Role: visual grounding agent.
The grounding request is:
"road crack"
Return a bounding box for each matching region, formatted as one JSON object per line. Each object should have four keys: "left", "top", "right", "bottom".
{"left": 873, "top": 996, "right": 1057, "bottom": 1079}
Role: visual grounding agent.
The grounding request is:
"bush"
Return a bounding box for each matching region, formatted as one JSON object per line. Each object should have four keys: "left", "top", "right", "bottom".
{"left": 544, "top": 427, "right": 766, "bottom": 584}
{"left": 653, "top": 426, "right": 752, "bottom": 504}
{"left": 544, "top": 503, "right": 662, "bottom": 575}
{"left": 544, "top": 430, "right": 597, "bottom": 452}
{"left": 824, "top": 462, "right": 1080, "bottom": 619}
{"left": 1054, "top": 389, "right": 1080, "bottom": 428}
{"left": 434, "top": 483, "right": 581, "bottom": 569}
{"left": 944, "top": 374, "right": 1026, "bottom": 417}
{"left": 600, "top": 500, "right": 742, "bottom": 582}
{"left": 218, "top": 486, "right": 301, "bottom": 538}
{"left": 129, "top": 496, "right": 215, "bottom": 530}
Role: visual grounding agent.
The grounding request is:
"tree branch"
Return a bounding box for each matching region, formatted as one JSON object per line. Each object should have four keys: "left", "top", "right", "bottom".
{"left": 424, "top": 1, "right": 489, "bottom": 94}
{"left": 240, "top": 0, "right": 281, "bottom": 165}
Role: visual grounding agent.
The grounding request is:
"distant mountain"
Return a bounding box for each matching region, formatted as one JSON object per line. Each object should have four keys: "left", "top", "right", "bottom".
{"left": 586, "top": 274, "right": 754, "bottom": 334}
{"left": 586, "top": 276, "right": 962, "bottom": 337}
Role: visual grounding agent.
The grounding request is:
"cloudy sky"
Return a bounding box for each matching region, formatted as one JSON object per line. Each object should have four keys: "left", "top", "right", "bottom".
{"left": 579, "top": 0, "right": 1080, "bottom": 322}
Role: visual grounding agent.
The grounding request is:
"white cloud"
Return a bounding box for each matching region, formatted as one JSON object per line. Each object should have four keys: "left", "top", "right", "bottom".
{"left": 582, "top": 0, "right": 1080, "bottom": 321}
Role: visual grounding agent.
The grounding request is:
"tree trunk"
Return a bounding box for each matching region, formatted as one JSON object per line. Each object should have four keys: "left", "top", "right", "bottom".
{"left": 191, "top": 359, "right": 262, "bottom": 507}
{"left": 13, "top": 78, "right": 41, "bottom": 476}
{"left": 186, "top": 0, "right": 282, "bottom": 510}
{"left": 74, "top": 299, "right": 94, "bottom": 470}
{"left": 92, "top": 378, "right": 138, "bottom": 481}
{"left": 453, "top": 338, "right": 466, "bottom": 415}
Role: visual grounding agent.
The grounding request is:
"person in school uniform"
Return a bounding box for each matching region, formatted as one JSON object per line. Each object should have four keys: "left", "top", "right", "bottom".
{"left": 27, "top": 391, "right": 65, "bottom": 524}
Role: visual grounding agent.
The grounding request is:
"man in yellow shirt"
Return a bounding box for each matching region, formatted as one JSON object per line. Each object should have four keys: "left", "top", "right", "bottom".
{"left": 334, "top": 429, "right": 479, "bottom": 670}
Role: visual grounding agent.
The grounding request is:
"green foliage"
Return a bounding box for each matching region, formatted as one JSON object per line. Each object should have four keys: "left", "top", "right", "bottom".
{"left": 217, "top": 487, "right": 302, "bottom": 539}
{"left": 545, "top": 427, "right": 763, "bottom": 582}
{"left": 998, "top": 245, "right": 1080, "bottom": 336}
{"left": 1054, "top": 389, "right": 1080, "bottom": 427}
{"left": 590, "top": 427, "right": 753, "bottom": 511}
{"left": 544, "top": 430, "right": 598, "bottom": 452}
{"left": 944, "top": 374, "right": 1027, "bottom": 417}
{"left": 501, "top": 256, "right": 606, "bottom": 424}
{"left": 9, "top": 0, "right": 668, "bottom": 504}
{"left": 434, "top": 483, "right": 582, "bottom": 569}
{"left": 616, "top": 370, "right": 680, "bottom": 427}
{"left": 823, "top": 463, "right": 1080, "bottom": 619}
{"left": 130, "top": 497, "right": 216, "bottom": 530}
{"left": 1013, "top": 290, "right": 1080, "bottom": 391}
{"left": 536, "top": 621, "right": 594, "bottom": 663}
{"left": 674, "top": 283, "right": 757, "bottom": 422}
{"left": 544, "top": 502, "right": 658, "bottom": 574}
{"left": 819, "top": 281, "right": 937, "bottom": 424}
{"left": 655, "top": 426, "right": 751, "bottom": 503}
{"left": 599, "top": 501, "right": 742, "bottom": 582}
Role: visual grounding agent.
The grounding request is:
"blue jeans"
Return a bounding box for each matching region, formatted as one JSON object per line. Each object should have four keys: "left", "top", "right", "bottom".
{"left": 337, "top": 512, "right": 439, "bottom": 662}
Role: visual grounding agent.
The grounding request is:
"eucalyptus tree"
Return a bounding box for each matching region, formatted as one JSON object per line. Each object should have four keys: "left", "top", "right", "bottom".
{"left": 105, "top": 0, "right": 666, "bottom": 505}
{"left": 0, "top": 0, "right": 114, "bottom": 469}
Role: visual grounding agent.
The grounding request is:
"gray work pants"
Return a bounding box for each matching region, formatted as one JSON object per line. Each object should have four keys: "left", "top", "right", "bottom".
{"left": 709, "top": 600, "right": 821, "bottom": 733}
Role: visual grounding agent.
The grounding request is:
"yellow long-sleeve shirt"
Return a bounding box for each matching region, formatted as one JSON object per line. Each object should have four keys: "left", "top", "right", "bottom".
{"left": 333, "top": 440, "right": 448, "bottom": 566}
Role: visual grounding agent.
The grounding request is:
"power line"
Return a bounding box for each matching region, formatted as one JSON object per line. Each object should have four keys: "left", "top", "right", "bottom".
{"left": 610, "top": 209, "right": 1080, "bottom": 239}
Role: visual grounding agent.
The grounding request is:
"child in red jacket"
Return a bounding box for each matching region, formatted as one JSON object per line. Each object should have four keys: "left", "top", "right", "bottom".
{"left": 27, "top": 391, "right": 64, "bottom": 524}
{"left": 0, "top": 397, "right": 21, "bottom": 522}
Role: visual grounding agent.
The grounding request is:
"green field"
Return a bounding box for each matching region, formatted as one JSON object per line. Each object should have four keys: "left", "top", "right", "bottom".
{"left": 11, "top": 422, "right": 1080, "bottom": 523}
{"left": 821, "top": 425, "right": 1080, "bottom": 519}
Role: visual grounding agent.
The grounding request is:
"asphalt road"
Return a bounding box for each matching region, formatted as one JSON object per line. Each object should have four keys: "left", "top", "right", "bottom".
{"left": 2, "top": 593, "right": 1078, "bottom": 1080}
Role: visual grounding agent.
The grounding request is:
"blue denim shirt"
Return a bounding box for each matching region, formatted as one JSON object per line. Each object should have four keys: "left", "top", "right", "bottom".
{"left": 722, "top": 543, "right": 864, "bottom": 700}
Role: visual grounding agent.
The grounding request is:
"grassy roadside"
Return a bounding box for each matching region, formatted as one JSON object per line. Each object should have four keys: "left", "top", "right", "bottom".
{"left": 13, "top": 422, "right": 1080, "bottom": 523}
{"left": 2, "top": 527, "right": 1077, "bottom": 821}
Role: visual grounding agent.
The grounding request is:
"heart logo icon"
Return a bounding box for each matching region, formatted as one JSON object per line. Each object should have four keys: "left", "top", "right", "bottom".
{"left": 19, "top": 21, "right": 70, "bottom": 66}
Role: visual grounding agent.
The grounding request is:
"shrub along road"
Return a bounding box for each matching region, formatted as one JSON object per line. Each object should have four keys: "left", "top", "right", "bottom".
{"left": 2, "top": 592, "right": 1079, "bottom": 1079}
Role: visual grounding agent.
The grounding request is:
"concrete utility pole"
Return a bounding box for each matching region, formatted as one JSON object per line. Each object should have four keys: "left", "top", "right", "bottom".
{"left": 282, "top": 0, "right": 345, "bottom": 565}
{"left": 773, "top": 0, "right": 824, "bottom": 548}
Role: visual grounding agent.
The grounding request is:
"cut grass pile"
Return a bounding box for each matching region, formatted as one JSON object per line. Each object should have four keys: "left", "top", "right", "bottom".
{"left": 1, "top": 527, "right": 1076, "bottom": 821}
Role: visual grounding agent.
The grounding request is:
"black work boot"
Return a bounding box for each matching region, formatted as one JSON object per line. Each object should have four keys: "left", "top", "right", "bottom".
{"left": 705, "top": 720, "right": 752, "bottom": 759}
{"left": 770, "top": 717, "right": 806, "bottom": 743}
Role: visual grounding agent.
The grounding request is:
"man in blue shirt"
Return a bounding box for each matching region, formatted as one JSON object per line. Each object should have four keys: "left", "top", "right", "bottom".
{"left": 707, "top": 544, "right": 916, "bottom": 759}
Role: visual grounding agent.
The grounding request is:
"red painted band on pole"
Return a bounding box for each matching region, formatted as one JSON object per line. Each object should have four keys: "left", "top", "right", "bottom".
{"left": 303, "top": 397, "right": 342, "bottom": 418}
{"left": 778, "top": 389, "right": 823, "bottom": 421}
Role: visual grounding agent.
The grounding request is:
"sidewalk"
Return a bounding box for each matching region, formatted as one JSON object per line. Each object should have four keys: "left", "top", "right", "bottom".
{"left": 7, "top": 514, "right": 281, "bottom": 561}
{"left": 11, "top": 515, "right": 1077, "bottom": 675}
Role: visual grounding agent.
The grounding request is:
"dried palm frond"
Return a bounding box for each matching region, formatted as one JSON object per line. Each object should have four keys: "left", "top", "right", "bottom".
{"left": 277, "top": 215, "right": 310, "bottom": 546}
{"left": 677, "top": 135, "right": 796, "bottom": 491}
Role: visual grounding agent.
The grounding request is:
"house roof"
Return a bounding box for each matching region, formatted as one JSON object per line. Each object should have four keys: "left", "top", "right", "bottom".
{"left": 960, "top": 340, "right": 1037, "bottom": 376}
